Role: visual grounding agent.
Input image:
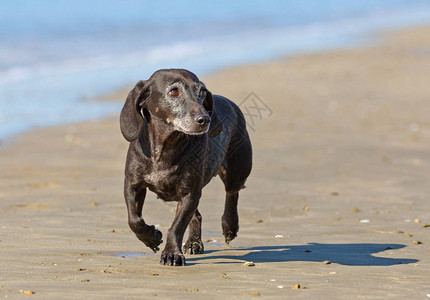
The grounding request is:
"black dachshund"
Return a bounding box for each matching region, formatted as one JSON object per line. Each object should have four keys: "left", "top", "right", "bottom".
{"left": 120, "top": 69, "right": 252, "bottom": 266}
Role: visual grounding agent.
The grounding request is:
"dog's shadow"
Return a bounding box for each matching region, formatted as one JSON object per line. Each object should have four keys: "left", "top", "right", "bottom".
{"left": 186, "top": 243, "right": 418, "bottom": 266}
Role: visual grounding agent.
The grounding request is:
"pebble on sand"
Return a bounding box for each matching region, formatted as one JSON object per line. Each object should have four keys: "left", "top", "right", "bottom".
{"left": 23, "top": 290, "right": 34, "bottom": 295}
{"left": 244, "top": 261, "right": 255, "bottom": 267}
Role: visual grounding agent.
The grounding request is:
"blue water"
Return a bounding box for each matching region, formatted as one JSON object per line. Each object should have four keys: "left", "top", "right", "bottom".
{"left": 1, "top": 0, "right": 430, "bottom": 140}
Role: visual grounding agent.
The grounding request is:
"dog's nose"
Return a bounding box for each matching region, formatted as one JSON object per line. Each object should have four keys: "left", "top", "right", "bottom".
{"left": 195, "top": 115, "right": 211, "bottom": 125}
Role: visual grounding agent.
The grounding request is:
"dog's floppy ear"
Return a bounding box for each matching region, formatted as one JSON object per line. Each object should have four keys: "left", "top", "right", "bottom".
{"left": 120, "top": 80, "right": 150, "bottom": 142}
{"left": 203, "top": 91, "right": 223, "bottom": 138}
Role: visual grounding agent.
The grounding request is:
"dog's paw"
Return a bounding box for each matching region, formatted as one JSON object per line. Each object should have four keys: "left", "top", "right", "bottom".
{"left": 222, "top": 217, "right": 239, "bottom": 244}
{"left": 223, "top": 230, "right": 237, "bottom": 244}
{"left": 160, "top": 250, "right": 186, "bottom": 266}
{"left": 135, "top": 225, "right": 163, "bottom": 253}
{"left": 183, "top": 240, "right": 204, "bottom": 255}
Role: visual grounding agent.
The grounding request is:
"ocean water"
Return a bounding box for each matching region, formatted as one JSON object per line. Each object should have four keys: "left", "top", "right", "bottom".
{"left": 1, "top": 0, "right": 430, "bottom": 140}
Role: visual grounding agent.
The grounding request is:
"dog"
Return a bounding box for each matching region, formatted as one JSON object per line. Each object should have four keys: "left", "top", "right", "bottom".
{"left": 120, "top": 69, "right": 252, "bottom": 266}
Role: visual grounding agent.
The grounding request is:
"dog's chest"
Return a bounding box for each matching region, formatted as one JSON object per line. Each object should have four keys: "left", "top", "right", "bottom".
{"left": 143, "top": 165, "right": 182, "bottom": 201}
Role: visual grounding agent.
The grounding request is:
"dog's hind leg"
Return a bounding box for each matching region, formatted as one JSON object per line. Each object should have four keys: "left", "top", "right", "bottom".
{"left": 221, "top": 191, "right": 240, "bottom": 244}
{"left": 219, "top": 163, "right": 250, "bottom": 244}
{"left": 183, "top": 209, "right": 204, "bottom": 254}
{"left": 219, "top": 127, "right": 252, "bottom": 244}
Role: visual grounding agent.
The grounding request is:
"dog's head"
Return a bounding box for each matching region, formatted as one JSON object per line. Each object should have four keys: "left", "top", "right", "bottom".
{"left": 120, "top": 69, "right": 222, "bottom": 142}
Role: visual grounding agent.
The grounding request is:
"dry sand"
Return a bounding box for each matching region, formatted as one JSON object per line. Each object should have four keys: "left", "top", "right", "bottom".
{"left": 1, "top": 25, "right": 430, "bottom": 299}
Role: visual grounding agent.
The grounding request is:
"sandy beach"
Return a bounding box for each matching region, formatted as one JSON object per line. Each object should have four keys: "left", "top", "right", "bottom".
{"left": 1, "top": 25, "right": 430, "bottom": 299}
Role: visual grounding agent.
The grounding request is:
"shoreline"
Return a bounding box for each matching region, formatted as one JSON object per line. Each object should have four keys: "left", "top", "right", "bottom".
{"left": 1, "top": 24, "right": 430, "bottom": 298}
{"left": 3, "top": 20, "right": 430, "bottom": 143}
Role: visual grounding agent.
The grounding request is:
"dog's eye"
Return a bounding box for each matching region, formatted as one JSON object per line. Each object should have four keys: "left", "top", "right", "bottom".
{"left": 199, "top": 90, "right": 207, "bottom": 98}
{"left": 169, "top": 88, "right": 180, "bottom": 97}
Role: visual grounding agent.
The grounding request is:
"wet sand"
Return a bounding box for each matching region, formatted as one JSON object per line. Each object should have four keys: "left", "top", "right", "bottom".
{"left": 1, "top": 25, "right": 430, "bottom": 298}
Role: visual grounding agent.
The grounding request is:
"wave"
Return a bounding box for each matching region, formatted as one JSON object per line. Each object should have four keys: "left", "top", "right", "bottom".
{"left": 1, "top": 2, "right": 430, "bottom": 140}
{"left": 2, "top": 3, "right": 430, "bottom": 87}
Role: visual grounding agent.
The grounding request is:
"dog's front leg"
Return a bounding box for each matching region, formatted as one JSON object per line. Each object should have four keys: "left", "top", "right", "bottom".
{"left": 160, "top": 191, "right": 201, "bottom": 266}
{"left": 124, "top": 178, "right": 163, "bottom": 252}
